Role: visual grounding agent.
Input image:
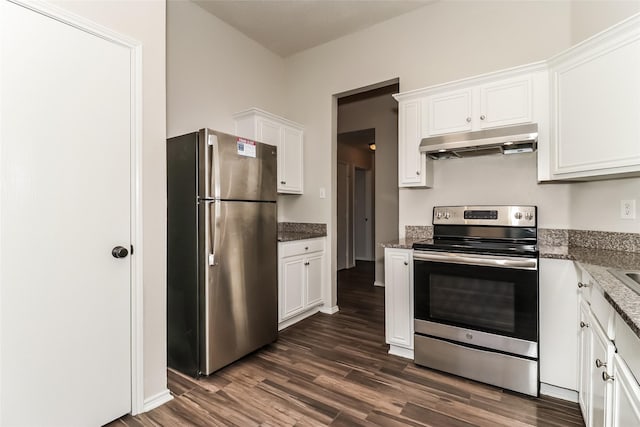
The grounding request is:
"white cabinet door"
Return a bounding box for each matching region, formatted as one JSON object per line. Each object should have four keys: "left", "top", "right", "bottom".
{"left": 384, "top": 248, "right": 413, "bottom": 351}
{"left": 280, "top": 126, "right": 304, "bottom": 194}
{"left": 550, "top": 17, "right": 640, "bottom": 179}
{"left": 305, "top": 253, "right": 323, "bottom": 307}
{"left": 427, "top": 89, "right": 473, "bottom": 135}
{"left": 398, "top": 100, "right": 430, "bottom": 187}
{"left": 539, "top": 259, "right": 579, "bottom": 390}
{"left": 478, "top": 76, "right": 532, "bottom": 129}
{"left": 611, "top": 354, "right": 640, "bottom": 427}
{"left": 257, "top": 117, "right": 280, "bottom": 146}
{"left": 591, "top": 319, "right": 614, "bottom": 427}
{"left": 579, "top": 299, "right": 593, "bottom": 426}
{"left": 280, "top": 256, "right": 306, "bottom": 321}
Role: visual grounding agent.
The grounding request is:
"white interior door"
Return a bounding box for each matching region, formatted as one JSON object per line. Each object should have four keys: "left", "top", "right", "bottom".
{"left": 1, "top": 2, "right": 133, "bottom": 425}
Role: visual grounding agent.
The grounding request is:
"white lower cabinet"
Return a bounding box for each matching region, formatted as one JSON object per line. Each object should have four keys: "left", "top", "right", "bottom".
{"left": 278, "top": 238, "right": 325, "bottom": 330}
{"left": 611, "top": 354, "right": 640, "bottom": 426}
{"left": 576, "top": 265, "right": 640, "bottom": 427}
{"left": 539, "top": 258, "right": 579, "bottom": 392}
{"left": 383, "top": 248, "right": 413, "bottom": 359}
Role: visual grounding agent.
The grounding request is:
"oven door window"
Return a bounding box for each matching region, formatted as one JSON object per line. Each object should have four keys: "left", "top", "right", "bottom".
{"left": 414, "top": 260, "right": 537, "bottom": 342}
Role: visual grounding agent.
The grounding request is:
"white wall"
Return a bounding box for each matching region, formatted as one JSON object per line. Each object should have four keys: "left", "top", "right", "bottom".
{"left": 571, "top": 0, "right": 640, "bottom": 44}
{"left": 401, "top": 153, "right": 572, "bottom": 230}
{"left": 167, "top": 0, "right": 287, "bottom": 137}
{"left": 283, "top": 0, "right": 573, "bottom": 300}
{"left": 51, "top": 0, "right": 168, "bottom": 405}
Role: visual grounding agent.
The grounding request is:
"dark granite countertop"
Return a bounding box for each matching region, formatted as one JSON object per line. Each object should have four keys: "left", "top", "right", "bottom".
{"left": 278, "top": 231, "right": 327, "bottom": 242}
{"left": 277, "top": 222, "right": 326, "bottom": 242}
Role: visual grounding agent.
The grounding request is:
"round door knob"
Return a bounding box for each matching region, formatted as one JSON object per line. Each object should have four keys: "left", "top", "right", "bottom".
{"left": 602, "top": 371, "right": 614, "bottom": 382}
{"left": 112, "top": 246, "right": 129, "bottom": 258}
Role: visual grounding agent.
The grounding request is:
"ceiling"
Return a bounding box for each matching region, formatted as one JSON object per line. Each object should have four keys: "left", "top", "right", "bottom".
{"left": 194, "top": 0, "right": 433, "bottom": 57}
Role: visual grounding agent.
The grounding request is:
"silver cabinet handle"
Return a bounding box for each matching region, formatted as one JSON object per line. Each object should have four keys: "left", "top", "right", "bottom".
{"left": 602, "top": 371, "right": 614, "bottom": 382}
{"left": 466, "top": 117, "right": 471, "bottom": 123}
{"left": 595, "top": 359, "right": 607, "bottom": 368}
{"left": 578, "top": 281, "right": 590, "bottom": 288}
{"left": 580, "top": 321, "right": 590, "bottom": 328}
{"left": 413, "top": 250, "right": 538, "bottom": 270}
{"left": 480, "top": 115, "right": 486, "bottom": 120}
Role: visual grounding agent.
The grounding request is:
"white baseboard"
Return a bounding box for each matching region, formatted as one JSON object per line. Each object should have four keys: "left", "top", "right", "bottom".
{"left": 143, "top": 389, "right": 173, "bottom": 412}
{"left": 374, "top": 281, "right": 385, "bottom": 287}
{"left": 540, "top": 383, "right": 579, "bottom": 403}
{"left": 388, "top": 345, "right": 414, "bottom": 360}
{"left": 319, "top": 305, "right": 339, "bottom": 314}
{"left": 278, "top": 306, "right": 322, "bottom": 331}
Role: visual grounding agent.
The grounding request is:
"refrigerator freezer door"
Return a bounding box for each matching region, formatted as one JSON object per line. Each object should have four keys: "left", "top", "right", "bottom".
{"left": 199, "top": 129, "right": 277, "bottom": 202}
{"left": 200, "top": 200, "right": 278, "bottom": 375}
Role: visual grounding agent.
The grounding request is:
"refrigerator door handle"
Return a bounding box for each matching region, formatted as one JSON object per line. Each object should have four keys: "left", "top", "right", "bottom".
{"left": 208, "top": 132, "right": 221, "bottom": 200}
{"left": 208, "top": 201, "right": 220, "bottom": 266}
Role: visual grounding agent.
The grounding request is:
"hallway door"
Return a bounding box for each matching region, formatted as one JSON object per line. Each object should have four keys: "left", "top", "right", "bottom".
{"left": 1, "top": 2, "right": 133, "bottom": 425}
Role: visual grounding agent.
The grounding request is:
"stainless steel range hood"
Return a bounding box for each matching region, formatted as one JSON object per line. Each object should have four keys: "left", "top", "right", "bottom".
{"left": 419, "top": 123, "right": 538, "bottom": 160}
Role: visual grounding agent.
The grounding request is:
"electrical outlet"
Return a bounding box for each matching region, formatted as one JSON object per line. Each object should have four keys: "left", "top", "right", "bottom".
{"left": 621, "top": 199, "right": 636, "bottom": 219}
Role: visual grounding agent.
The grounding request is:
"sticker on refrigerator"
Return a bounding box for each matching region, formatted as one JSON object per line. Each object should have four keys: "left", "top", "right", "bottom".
{"left": 237, "top": 138, "right": 256, "bottom": 158}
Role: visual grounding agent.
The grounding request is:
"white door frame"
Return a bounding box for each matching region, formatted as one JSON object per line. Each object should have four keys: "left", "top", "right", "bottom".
{"left": 0, "top": 0, "right": 145, "bottom": 415}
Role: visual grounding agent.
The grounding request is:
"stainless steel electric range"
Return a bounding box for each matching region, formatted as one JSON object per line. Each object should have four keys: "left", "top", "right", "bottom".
{"left": 412, "top": 205, "right": 539, "bottom": 396}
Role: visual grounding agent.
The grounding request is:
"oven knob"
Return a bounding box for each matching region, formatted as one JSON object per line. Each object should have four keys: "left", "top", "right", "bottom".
{"left": 444, "top": 211, "right": 451, "bottom": 219}
{"left": 436, "top": 211, "right": 442, "bottom": 219}
{"left": 514, "top": 212, "right": 523, "bottom": 220}
{"left": 525, "top": 212, "right": 533, "bottom": 220}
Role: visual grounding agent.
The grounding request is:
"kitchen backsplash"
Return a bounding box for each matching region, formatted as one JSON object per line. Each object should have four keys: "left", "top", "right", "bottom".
{"left": 405, "top": 226, "right": 640, "bottom": 253}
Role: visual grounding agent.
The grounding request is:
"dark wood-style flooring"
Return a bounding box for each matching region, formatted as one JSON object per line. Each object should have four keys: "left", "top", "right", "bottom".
{"left": 108, "top": 261, "right": 584, "bottom": 426}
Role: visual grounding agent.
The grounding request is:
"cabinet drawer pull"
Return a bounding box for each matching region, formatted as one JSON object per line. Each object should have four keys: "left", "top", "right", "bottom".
{"left": 304, "top": 261, "right": 310, "bottom": 266}
{"left": 280, "top": 181, "right": 286, "bottom": 185}
{"left": 480, "top": 115, "right": 486, "bottom": 120}
{"left": 577, "top": 281, "right": 590, "bottom": 288}
{"left": 602, "top": 371, "right": 614, "bottom": 382}
{"left": 580, "top": 321, "right": 589, "bottom": 328}
{"left": 466, "top": 117, "right": 472, "bottom": 123}
{"left": 595, "top": 359, "right": 607, "bottom": 368}
{"left": 416, "top": 171, "right": 420, "bottom": 176}
{"left": 404, "top": 261, "right": 408, "bottom": 266}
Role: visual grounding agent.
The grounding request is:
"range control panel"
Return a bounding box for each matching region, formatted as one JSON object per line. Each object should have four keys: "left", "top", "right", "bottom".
{"left": 433, "top": 205, "right": 536, "bottom": 227}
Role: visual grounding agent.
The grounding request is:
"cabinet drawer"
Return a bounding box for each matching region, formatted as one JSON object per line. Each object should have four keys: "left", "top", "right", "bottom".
{"left": 591, "top": 286, "right": 615, "bottom": 340}
{"left": 279, "top": 238, "right": 325, "bottom": 258}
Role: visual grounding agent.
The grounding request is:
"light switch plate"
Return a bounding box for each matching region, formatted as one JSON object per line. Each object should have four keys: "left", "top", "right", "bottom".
{"left": 319, "top": 187, "right": 326, "bottom": 199}
{"left": 621, "top": 199, "right": 636, "bottom": 219}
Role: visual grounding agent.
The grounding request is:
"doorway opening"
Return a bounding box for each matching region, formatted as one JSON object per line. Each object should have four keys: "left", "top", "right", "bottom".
{"left": 335, "top": 81, "right": 399, "bottom": 308}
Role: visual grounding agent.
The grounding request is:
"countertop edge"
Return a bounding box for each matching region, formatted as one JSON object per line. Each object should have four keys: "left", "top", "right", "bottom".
{"left": 278, "top": 232, "right": 327, "bottom": 242}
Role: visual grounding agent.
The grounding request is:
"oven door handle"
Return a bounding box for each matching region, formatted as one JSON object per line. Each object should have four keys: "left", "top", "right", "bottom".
{"left": 413, "top": 251, "right": 538, "bottom": 270}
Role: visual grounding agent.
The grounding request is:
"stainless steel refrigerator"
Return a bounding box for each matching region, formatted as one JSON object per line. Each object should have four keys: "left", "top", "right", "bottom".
{"left": 167, "top": 129, "right": 278, "bottom": 377}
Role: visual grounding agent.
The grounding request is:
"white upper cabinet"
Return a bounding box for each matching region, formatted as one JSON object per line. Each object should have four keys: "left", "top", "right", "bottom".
{"left": 394, "top": 63, "right": 545, "bottom": 188}
{"left": 427, "top": 89, "right": 473, "bottom": 135}
{"left": 396, "top": 99, "right": 433, "bottom": 188}
{"left": 478, "top": 76, "right": 532, "bottom": 129}
{"left": 547, "top": 15, "right": 640, "bottom": 180}
{"left": 234, "top": 108, "right": 304, "bottom": 194}
{"left": 427, "top": 75, "right": 533, "bottom": 136}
